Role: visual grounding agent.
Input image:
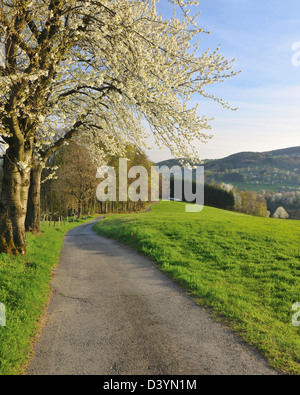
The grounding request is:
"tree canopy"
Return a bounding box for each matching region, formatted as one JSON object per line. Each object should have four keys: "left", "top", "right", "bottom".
{"left": 0, "top": 0, "right": 238, "bottom": 254}
{"left": 0, "top": 0, "right": 237, "bottom": 163}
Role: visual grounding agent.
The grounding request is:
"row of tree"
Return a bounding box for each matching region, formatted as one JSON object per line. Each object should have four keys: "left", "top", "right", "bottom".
{"left": 0, "top": 0, "right": 237, "bottom": 255}
{"left": 169, "top": 178, "right": 270, "bottom": 217}
{"left": 0, "top": 140, "right": 284, "bottom": 242}
{"left": 170, "top": 177, "right": 235, "bottom": 210}
{"left": 40, "top": 148, "right": 300, "bottom": 222}
{"left": 41, "top": 143, "right": 236, "bottom": 213}
{"left": 217, "top": 183, "right": 269, "bottom": 217}
{"left": 266, "top": 191, "right": 300, "bottom": 220}
{"left": 40, "top": 142, "right": 236, "bottom": 219}
{"left": 40, "top": 142, "right": 154, "bottom": 219}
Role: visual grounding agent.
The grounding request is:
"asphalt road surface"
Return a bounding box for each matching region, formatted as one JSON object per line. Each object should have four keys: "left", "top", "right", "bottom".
{"left": 27, "top": 219, "right": 278, "bottom": 375}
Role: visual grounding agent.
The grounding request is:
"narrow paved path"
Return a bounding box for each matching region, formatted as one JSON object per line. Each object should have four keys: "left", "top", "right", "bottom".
{"left": 28, "top": 219, "right": 278, "bottom": 375}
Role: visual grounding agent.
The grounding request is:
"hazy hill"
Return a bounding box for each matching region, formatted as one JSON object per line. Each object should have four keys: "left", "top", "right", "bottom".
{"left": 157, "top": 146, "right": 300, "bottom": 192}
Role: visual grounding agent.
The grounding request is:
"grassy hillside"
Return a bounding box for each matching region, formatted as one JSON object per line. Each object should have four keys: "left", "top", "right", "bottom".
{"left": 94, "top": 201, "right": 300, "bottom": 375}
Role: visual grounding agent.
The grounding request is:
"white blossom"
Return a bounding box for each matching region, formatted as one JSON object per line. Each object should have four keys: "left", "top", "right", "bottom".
{"left": 0, "top": 0, "right": 238, "bottom": 167}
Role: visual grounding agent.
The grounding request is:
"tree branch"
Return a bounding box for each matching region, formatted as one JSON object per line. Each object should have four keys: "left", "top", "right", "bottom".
{"left": 41, "top": 117, "right": 86, "bottom": 162}
{"left": 0, "top": 9, "right": 35, "bottom": 60}
{"left": 58, "top": 84, "right": 122, "bottom": 99}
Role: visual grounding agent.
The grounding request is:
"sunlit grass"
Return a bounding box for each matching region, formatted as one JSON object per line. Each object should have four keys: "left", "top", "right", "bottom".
{"left": 93, "top": 201, "right": 300, "bottom": 375}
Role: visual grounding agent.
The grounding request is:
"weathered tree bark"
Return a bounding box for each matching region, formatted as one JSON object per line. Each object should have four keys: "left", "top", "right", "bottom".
{"left": 25, "top": 121, "right": 86, "bottom": 234}
{"left": 0, "top": 145, "right": 32, "bottom": 255}
{"left": 25, "top": 157, "right": 43, "bottom": 235}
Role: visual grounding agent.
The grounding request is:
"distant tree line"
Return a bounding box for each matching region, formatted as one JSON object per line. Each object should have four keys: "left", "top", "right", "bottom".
{"left": 29, "top": 143, "right": 298, "bottom": 222}
{"left": 169, "top": 177, "right": 235, "bottom": 211}
{"left": 204, "top": 184, "right": 235, "bottom": 210}
{"left": 40, "top": 142, "right": 154, "bottom": 219}
{"left": 1, "top": 143, "right": 275, "bottom": 221}
{"left": 208, "top": 172, "right": 245, "bottom": 183}
{"left": 2, "top": 144, "right": 296, "bottom": 223}
{"left": 40, "top": 144, "right": 238, "bottom": 218}
{"left": 266, "top": 191, "right": 300, "bottom": 220}
{"left": 212, "top": 183, "right": 269, "bottom": 218}
{"left": 237, "top": 190, "right": 268, "bottom": 217}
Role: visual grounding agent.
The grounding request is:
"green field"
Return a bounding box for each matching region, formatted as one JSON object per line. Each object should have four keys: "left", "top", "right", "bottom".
{"left": 0, "top": 217, "right": 95, "bottom": 375}
{"left": 93, "top": 201, "right": 300, "bottom": 375}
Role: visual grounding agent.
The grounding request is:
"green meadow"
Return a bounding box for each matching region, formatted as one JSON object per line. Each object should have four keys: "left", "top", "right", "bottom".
{"left": 93, "top": 201, "right": 300, "bottom": 375}
{"left": 0, "top": 203, "right": 299, "bottom": 375}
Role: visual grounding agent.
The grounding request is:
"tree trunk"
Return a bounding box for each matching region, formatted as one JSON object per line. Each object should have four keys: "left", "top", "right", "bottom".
{"left": 25, "top": 158, "right": 43, "bottom": 234}
{"left": 77, "top": 202, "right": 82, "bottom": 219}
{"left": 0, "top": 147, "right": 32, "bottom": 255}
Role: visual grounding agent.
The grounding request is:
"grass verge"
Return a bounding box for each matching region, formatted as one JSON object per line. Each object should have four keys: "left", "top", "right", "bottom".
{"left": 93, "top": 201, "right": 300, "bottom": 375}
{"left": 0, "top": 217, "right": 95, "bottom": 375}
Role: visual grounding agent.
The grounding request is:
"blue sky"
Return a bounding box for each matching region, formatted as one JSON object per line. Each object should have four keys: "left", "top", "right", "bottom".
{"left": 145, "top": 0, "right": 300, "bottom": 162}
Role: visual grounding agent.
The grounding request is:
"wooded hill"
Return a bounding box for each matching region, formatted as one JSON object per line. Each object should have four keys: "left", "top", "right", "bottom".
{"left": 157, "top": 146, "right": 300, "bottom": 192}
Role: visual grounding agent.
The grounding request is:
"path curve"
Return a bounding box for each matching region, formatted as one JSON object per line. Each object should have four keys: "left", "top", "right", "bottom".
{"left": 28, "top": 219, "right": 278, "bottom": 375}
